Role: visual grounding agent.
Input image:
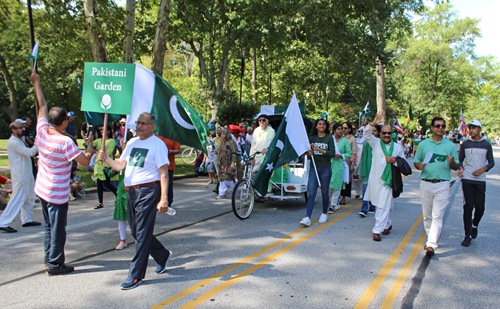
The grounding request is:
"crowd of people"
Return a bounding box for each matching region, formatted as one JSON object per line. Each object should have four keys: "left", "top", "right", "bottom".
{"left": 0, "top": 70, "right": 495, "bottom": 290}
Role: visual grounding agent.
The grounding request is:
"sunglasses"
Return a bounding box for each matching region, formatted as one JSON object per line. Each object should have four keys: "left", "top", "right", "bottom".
{"left": 381, "top": 132, "right": 392, "bottom": 135}
{"left": 433, "top": 124, "right": 446, "bottom": 129}
{"left": 259, "top": 119, "right": 268, "bottom": 122}
{"left": 342, "top": 127, "right": 349, "bottom": 130}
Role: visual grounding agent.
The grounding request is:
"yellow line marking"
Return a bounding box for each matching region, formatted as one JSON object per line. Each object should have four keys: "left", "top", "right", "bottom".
{"left": 354, "top": 214, "right": 423, "bottom": 309}
{"left": 177, "top": 201, "right": 362, "bottom": 309}
{"left": 381, "top": 230, "right": 427, "bottom": 308}
{"left": 151, "top": 199, "right": 361, "bottom": 309}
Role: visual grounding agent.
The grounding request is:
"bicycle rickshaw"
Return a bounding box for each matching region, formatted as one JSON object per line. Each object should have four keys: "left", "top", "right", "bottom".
{"left": 231, "top": 112, "right": 313, "bottom": 219}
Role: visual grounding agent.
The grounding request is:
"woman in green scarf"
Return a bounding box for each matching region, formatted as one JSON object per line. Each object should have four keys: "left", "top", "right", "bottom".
{"left": 329, "top": 123, "right": 352, "bottom": 213}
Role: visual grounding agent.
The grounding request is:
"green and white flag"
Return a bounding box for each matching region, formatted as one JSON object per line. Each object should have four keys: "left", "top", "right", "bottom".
{"left": 28, "top": 41, "right": 39, "bottom": 60}
{"left": 319, "top": 111, "right": 329, "bottom": 119}
{"left": 259, "top": 100, "right": 306, "bottom": 116}
{"left": 423, "top": 152, "right": 448, "bottom": 164}
{"left": 252, "top": 92, "right": 311, "bottom": 196}
{"left": 126, "top": 64, "right": 208, "bottom": 153}
{"left": 207, "top": 119, "right": 216, "bottom": 131}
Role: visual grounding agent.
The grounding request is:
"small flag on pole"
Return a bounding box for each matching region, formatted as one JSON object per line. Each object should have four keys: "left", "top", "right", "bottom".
{"left": 319, "top": 111, "right": 329, "bottom": 120}
{"left": 393, "top": 113, "right": 404, "bottom": 134}
{"left": 28, "top": 41, "right": 40, "bottom": 69}
{"left": 407, "top": 105, "right": 414, "bottom": 125}
{"left": 207, "top": 119, "right": 216, "bottom": 131}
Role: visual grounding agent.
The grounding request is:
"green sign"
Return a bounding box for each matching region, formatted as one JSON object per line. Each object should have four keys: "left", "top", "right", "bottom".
{"left": 81, "top": 63, "right": 136, "bottom": 115}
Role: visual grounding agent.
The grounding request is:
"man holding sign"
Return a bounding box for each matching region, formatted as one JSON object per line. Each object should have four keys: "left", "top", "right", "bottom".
{"left": 415, "top": 117, "right": 459, "bottom": 257}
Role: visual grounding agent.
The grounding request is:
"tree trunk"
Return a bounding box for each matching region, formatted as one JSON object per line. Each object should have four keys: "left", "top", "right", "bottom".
{"left": 151, "top": 0, "right": 172, "bottom": 76}
{"left": 0, "top": 53, "right": 18, "bottom": 121}
{"left": 84, "top": 0, "right": 109, "bottom": 63}
{"left": 376, "top": 56, "right": 386, "bottom": 121}
{"left": 122, "top": 0, "right": 135, "bottom": 64}
{"left": 251, "top": 47, "right": 257, "bottom": 102}
{"left": 224, "top": 65, "right": 230, "bottom": 92}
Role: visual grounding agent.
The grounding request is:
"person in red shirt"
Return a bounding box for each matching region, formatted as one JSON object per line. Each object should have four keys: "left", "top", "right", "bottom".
{"left": 0, "top": 175, "right": 12, "bottom": 206}
{"left": 155, "top": 136, "right": 181, "bottom": 207}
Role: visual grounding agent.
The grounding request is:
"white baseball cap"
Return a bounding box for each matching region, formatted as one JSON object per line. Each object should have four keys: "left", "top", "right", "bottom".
{"left": 14, "top": 118, "right": 26, "bottom": 124}
{"left": 467, "top": 120, "right": 482, "bottom": 128}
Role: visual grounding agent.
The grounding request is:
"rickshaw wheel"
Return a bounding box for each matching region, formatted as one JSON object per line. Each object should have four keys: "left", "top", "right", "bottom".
{"left": 232, "top": 180, "right": 255, "bottom": 219}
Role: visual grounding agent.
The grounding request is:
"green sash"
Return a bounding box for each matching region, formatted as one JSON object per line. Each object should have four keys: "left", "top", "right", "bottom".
{"left": 380, "top": 138, "right": 394, "bottom": 189}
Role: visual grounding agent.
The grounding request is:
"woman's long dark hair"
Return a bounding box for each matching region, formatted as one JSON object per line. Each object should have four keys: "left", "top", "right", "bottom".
{"left": 310, "top": 119, "right": 330, "bottom": 136}
{"left": 343, "top": 122, "right": 354, "bottom": 135}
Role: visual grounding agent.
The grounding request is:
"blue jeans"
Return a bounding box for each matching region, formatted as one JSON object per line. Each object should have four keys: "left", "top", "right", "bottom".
{"left": 361, "top": 184, "right": 375, "bottom": 213}
{"left": 306, "top": 166, "right": 332, "bottom": 217}
{"left": 41, "top": 198, "right": 68, "bottom": 268}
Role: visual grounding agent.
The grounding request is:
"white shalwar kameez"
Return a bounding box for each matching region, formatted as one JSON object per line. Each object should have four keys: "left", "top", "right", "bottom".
{"left": 363, "top": 125, "right": 405, "bottom": 234}
{"left": 0, "top": 136, "right": 38, "bottom": 227}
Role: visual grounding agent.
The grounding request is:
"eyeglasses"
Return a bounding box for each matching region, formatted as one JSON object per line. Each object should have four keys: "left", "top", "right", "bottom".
{"left": 381, "top": 132, "right": 392, "bottom": 135}
{"left": 258, "top": 119, "right": 268, "bottom": 123}
{"left": 433, "top": 124, "right": 446, "bottom": 129}
{"left": 135, "top": 121, "right": 152, "bottom": 126}
{"left": 342, "top": 127, "right": 349, "bottom": 130}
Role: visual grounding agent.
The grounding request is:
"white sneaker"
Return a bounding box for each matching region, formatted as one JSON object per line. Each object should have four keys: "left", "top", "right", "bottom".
{"left": 328, "top": 206, "right": 335, "bottom": 214}
{"left": 319, "top": 213, "right": 328, "bottom": 223}
{"left": 334, "top": 204, "right": 341, "bottom": 210}
{"left": 300, "top": 217, "right": 311, "bottom": 227}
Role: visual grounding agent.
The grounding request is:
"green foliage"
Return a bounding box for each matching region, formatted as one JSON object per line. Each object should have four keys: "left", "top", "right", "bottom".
{"left": 215, "top": 91, "right": 259, "bottom": 125}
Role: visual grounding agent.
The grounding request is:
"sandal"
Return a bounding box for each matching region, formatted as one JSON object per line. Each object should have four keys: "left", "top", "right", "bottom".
{"left": 94, "top": 203, "right": 103, "bottom": 209}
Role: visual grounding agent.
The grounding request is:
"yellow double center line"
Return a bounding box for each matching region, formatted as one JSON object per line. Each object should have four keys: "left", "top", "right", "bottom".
{"left": 152, "top": 199, "right": 362, "bottom": 308}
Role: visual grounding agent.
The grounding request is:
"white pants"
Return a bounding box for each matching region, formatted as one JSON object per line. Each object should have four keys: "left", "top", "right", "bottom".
{"left": 372, "top": 200, "right": 393, "bottom": 234}
{"left": 353, "top": 178, "right": 363, "bottom": 196}
{"left": 420, "top": 180, "right": 450, "bottom": 249}
{"left": 330, "top": 190, "right": 341, "bottom": 206}
{"left": 0, "top": 183, "right": 36, "bottom": 227}
{"left": 219, "top": 180, "right": 235, "bottom": 196}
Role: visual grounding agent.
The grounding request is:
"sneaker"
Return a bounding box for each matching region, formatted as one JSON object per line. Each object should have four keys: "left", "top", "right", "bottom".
{"left": 358, "top": 211, "right": 367, "bottom": 217}
{"left": 328, "top": 206, "right": 335, "bottom": 214}
{"left": 355, "top": 195, "right": 360, "bottom": 199}
{"left": 216, "top": 195, "right": 227, "bottom": 199}
{"left": 155, "top": 250, "right": 172, "bottom": 274}
{"left": 319, "top": 213, "right": 328, "bottom": 223}
{"left": 120, "top": 277, "right": 143, "bottom": 290}
{"left": 299, "top": 217, "right": 311, "bottom": 227}
{"left": 46, "top": 264, "right": 74, "bottom": 276}
{"left": 461, "top": 236, "right": 472, "bottom": 247}
{"left": 115, "top": 241, "right": 128, "bottom": 250}
{"left": 334, "top": 204, "right": 341, "bottom": 211}
{"left": 368, "top": 209, "right": 375, "bottom": 214}
{"left": 471, "top": 227, "right": 478, "bottom": 239}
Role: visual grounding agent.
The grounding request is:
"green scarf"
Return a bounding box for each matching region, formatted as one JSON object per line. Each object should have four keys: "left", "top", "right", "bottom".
{"left": 380, "top": 138, "right": 394, "bottom": 189}
{"left": 359, "top": 141, "right": 372, "bottom": 181}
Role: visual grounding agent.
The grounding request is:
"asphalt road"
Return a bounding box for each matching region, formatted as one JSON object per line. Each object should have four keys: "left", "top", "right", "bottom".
{"left": 1, "top": 148, "right": 499, "bottom": 309}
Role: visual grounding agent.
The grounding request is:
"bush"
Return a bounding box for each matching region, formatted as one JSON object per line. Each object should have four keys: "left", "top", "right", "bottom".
{"left": 215, "top": 91, "right": 260, "bottom": 125}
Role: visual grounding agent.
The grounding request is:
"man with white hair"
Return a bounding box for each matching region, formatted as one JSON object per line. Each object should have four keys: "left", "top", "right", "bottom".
{"left": 0, "top": 121, "right": 39, "bottom": 233}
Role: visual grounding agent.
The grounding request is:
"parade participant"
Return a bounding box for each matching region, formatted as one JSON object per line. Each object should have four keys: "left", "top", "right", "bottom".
{"left": 415, "top": 117, "right": 459, "bottom": 257}
{"left": 155, "top": 135, "right": 180, "bottom": 207}
{"left": 0, "top": 121, "right": 40, "bottom": 233}
{"left": 100, "top": 112, "right": 171, "bottom": 290}
{"left": 364, "top": 112, "right": 406, "bottom": 241}
{"left": 245, "top": 126, "right": 254, "bottom": 146}
{"left": 451, "top": 128, "right": 462, "bottom": 154}
{"left": 250, "top": 114, "right": 276, "bottom": 173}
{"left": 216, "top": 128, "right": 238, "bottom": 199}
{"left": 458, "top": 120, "right": 495, "bottom": 246}
{"left": 353, "top": 126, "right": 365, "bottom": 198}
{"left": 31, "top": 70, "right": 94, "bottom": 275}
{"left": 300, "top": 118, "right": 335, "bottom": 226}
{"left": 328, "top": 123, "right": 352, "bottom": 214}
{"left": 357, "top": 124, "right": 381, "bottom": 217}
{"left": 93, "top": 125, "right": 117, "bottom": 209}
{"left": 340, "top": 122, "right": 356, "bottom": 205}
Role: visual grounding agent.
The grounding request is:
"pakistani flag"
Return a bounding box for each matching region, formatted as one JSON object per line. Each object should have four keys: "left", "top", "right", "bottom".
{"left": 126, "top": 64, "right": 208, "bottom": 153}
{"left": 252, "top": 92, "right": 311, "bottom": 196}
{"left": 207, "top": 119, "right": 216, "bottom": 131}
{"left": 423, "top": 152, "right": 448, "bottom": 164}
{"left": 28, "top": 41, "right": 39, "bottom": 60}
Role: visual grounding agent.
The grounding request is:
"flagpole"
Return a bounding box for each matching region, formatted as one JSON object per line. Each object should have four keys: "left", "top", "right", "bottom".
{"left": 310, "top": 155, "right": 321, "bottom": 187}
{"left": 27, "top": 0, "right": 38, "bottom": 116}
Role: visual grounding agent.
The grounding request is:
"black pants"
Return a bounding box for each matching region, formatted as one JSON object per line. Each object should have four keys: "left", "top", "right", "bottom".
{"left": 40, "top": 198, "right": 68, "bottom": 268}
{"left": 126, "top": 183, "right": 169, "bottom": 279}
{"left": 97, "top": 174, "right": 117, "bottom": 204}
{"left": 462, "top": 181, "right": 486, "bottom": 237}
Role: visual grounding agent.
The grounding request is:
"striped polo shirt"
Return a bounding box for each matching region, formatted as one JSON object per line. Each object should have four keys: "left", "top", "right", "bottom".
{"left": 35, "top": 118, "right": 82, "bottom": 204}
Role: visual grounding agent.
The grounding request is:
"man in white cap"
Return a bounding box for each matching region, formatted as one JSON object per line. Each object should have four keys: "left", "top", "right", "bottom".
{"left": 250, "top": 114, "right": 275, "bottom": 173}
{"left": 458, "top": 120, "right": 495, "bottom": 247}
{"left": 0, "top": 121, "right": 40, "bottom": 233}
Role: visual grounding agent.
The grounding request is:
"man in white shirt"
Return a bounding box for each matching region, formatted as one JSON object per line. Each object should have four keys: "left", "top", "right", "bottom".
{"left": 250, "top": 114, "right": 276, "bottom": 172}
{"left": 100, "top": 112, "right": 171, "bottom": 290}
{"left": 0, "top": 121, "right": 39, "bottom": 233}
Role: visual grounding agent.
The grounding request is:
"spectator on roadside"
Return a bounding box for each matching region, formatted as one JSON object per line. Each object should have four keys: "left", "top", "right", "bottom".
{"left": 69, "top": 167, "right": 85, "bottom": 199}
{"left": 0, "top": 175, "right": 12, "bottom": 206}
{"left": 64, "top": 111, "right": 78, "bottom": 142}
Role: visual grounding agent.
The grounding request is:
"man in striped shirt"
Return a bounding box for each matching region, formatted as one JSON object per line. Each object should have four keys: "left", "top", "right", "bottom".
{"left": 31, "top": 70, "right": 94, "bottom": 276}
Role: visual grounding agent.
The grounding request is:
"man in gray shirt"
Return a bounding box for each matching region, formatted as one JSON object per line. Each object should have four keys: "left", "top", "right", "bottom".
{"left": 458, "top": 120, "right": 495, "bottom": 247}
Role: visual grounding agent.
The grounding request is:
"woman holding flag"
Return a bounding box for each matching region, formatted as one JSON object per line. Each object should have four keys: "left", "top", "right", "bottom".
{"left": 300, "top": 117, "right": 335, "bottom": 227}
